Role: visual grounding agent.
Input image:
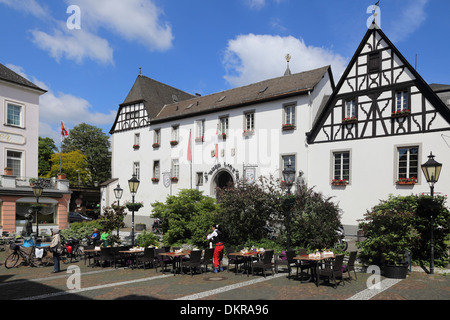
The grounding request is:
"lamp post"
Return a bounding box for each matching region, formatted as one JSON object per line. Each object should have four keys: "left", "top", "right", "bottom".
{"left": 128, "top": 174, "right": 140, "bottom": 247}
{"left": 114, "top": 184, "right": 123, "bottom": 206}
{"left": 32, "top": 185, "right": 44, "bottom": 238}
{"left": 282, "top": 162, "right": 296, "bottom": 250}
{"left": 114, "top": 184, "right": 123, "bottom": 237}
{"left": 421, "top": 152, "right": 442, "bottom": 275}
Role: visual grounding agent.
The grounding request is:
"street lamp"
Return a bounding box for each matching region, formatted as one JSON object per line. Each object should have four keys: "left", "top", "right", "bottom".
{"left": 421, "top": 152, "right": 442, "bottom": 275}
{"left": 282, "top": 162, "right": 296, "bottom": 250}
{"left": 114, "top": 184, "right": 123, "bottom": 206}
{"left": 128, "top": 174, "right": 140, "bottom": 247}
{"left": 32, "top": 185, "right": 44, "bottom": 238}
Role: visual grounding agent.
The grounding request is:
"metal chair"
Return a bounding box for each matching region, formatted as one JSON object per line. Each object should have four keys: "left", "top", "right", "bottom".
{"left": 342, "top": 251, "right": 358, "bottom": 281}
{"left": 136, "top": 247, "right": 155, "bottom": 269}
{"left": 318, "top": 254, "right": 345, "bottom": 288}
{"left": 181, "top": 250, "right": 203, "bottom": 276}
{"left": 202, "top": 248, "right": 214, "bottom": 272}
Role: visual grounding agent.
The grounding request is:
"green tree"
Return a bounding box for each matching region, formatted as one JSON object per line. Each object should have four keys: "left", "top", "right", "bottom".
{"left": 38, "top": 137, "right": 57, "bottom": 177}
{"left": 46, "top": 150, "right": 90, "bottom": 186}
{"left": 151, "top": 189, "right": 219, "bottom": 247}
{"left": 62, "top": 123, "right": 111, "bottom": 185}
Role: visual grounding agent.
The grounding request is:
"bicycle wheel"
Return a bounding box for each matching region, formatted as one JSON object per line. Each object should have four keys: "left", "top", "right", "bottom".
{"left": 5, "top": 252, "right": 20, "bottom": 269}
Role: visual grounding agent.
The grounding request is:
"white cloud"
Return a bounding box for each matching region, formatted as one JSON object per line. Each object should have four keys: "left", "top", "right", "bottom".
{"left": 30, "top": 23, "right": 114, "bottom": 65}
{"left": 0, "top": 0, "right": 48, "bottom": 19}
{"left": 69, "top": 0, "right": 174, "bottom": 51}
{"left": 6, "top": 64, "right": 116, "bottom": 140}
{"left": 246, "top": 0, "right": 266, "bottom": 10}
{"left": 223, "top": 34, "right": 347, "bottom": 87}
{"left": 388, "top": 0, "right": 429, "bottom": 42}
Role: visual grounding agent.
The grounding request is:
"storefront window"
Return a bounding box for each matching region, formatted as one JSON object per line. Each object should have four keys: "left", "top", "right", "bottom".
{"left": 15, "top": 203, "right": 57, "bottom": 225}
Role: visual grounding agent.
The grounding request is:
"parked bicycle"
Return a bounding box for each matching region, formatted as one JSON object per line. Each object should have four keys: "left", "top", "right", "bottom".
{"left": 4, "top": 241, "right": 49, "bottom": 268}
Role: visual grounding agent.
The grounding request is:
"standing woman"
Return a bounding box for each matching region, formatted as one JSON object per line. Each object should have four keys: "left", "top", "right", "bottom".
{"left": 50, "top": 229, "right": 61, "bottom": 273}
{"left": 207, "top": 224, "right": 224, "bottom": 273}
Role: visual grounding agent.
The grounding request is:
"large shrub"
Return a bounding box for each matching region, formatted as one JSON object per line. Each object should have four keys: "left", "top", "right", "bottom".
{"left": 151, "top": 189, "right": 219, "bottom": 247}
{"left": 217, "top": 177, "right": 343, "bottom": 250}
{"left": 357, "top": 194, "right": 450, "bottom": 268}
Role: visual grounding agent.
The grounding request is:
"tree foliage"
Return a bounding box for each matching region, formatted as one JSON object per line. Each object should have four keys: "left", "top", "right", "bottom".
{"left": 46, "top": 150, "right": 90, "bottom": 186}
{"left": 217, "top": 176, "right": 343, "bottom": 250}
{"left": 151, "top": 189, "right": 219, "bottom": 247}
{"left": 357, "top": 194, "right": 450, "bottom": 267}
{"left": 38, "top": 137, "right": 58, "bottom": 177}
{"left": 61, "top": 123, "right": 111, "bottom": 185}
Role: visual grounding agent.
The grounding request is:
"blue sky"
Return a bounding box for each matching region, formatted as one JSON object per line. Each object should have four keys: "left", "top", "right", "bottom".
{"left": 0, "top": 0, "right": 448, "bottom": 141}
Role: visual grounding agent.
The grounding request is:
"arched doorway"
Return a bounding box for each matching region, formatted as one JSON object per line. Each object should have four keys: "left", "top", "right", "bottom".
{"left": 211, "top": 170, "right": 235, "bottom": 198}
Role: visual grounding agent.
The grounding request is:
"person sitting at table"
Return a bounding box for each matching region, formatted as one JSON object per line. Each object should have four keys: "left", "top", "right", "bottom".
{"left": 100, "top": 231, "right": 110, "bottom": 247}
{"left": 91, "top": 228, "right": 100, "bottom": 246}
{"left": 206, "top": 224, "right": 224, "bottom": 273}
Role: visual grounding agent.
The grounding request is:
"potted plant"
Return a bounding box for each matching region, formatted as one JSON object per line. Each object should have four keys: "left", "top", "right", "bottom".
{"left": 125, "top": 201, "right": 144, "bottom": 212}
{"left": 396, "top": 177, "right": 417, "bottom": 185}
{"left": 391, "top": 109, "right": 411, "bottom": 118}
{"left": 152, "top": 142, "right": 160, "bottom": 148}
{"left": 4, "top": 167, "right": 13, "bottom": 175}
{"left": 133, "top": 144, "right": 140, "bottom": 149}
{"left": 152, "top": 177, "right": 159, "bottom": 183}
{"left": 342, "top": 116, "right": 358, "bottom": 124}
{"left": 357, "top": 195, "right": 420, "bottom": 279}
{"left": 171, "top": 177, "right": 179, "bottom": 183}
{"left": 170, "top": 140, "right": 179, "bottom": 146}
{"left": 331, "top": 179, "right": 348, "bottom": 186}
{"left": 282, "top": 123, "right": 296, "bottom": 131}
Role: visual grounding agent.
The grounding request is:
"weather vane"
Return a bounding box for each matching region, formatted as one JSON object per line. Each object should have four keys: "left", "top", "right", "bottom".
{"left": 285, "top": 54, "right": 291, "bottom": 63}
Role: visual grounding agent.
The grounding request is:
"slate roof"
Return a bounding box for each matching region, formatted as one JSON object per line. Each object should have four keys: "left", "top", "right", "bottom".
{"left": 430, "top": 83, "right": 450, "bottom": 108}
{"left": 0, "top": 63, "right": 46, "bottom": 93}
{"left": 152, "top": 66, "right": 331, "bottom": 124}
{"left": 121, "top": 74, "right": 195, "bottom": 119}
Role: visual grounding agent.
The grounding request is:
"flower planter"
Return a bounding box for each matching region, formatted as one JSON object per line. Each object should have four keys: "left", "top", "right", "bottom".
{"left": 57, "top": 173, "right": 66, "bottom": 180}
{"left": 136, "top": 223, "right": 146, "bottom": 231}
{"left": 391, "top": 110, "right": 411, "bottom": 118}
{"left": 126, "top": 203, "right": 143, "bottom": 211}
{"left": 152, "top": 178, "right": 159, "bottom": 183}
{"left": 133, "top": 145, "right": 140, "bottom": 150}
{"left": 342, "top": 118, "right": 357, "bottom": 125}
{"left": 282, "top": 124, "right": 296, "bottom": 131}
{"left": 332, "top": 180, "right": 348, "bottom": 186}
{"left": 4, "top": 168, "right": 13, "bottom": 176}
{"left": 171, "top": 177, "right": 178, "bottom": 183}
{"left": 170, "top": 140, "right": 179, "bottom": 146}
{"left": 152, "top": 143, "right": 160, "bottom": 148}
{"left": 396, "top": 181, "right": 416, "bottom": 185}
{"left": 383, "top": 264, "right": 408, "bottom": 279}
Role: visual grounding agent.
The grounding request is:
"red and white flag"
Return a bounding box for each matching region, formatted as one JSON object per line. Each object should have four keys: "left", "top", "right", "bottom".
{"left": 187, "top": 130, "right": 192, "bottom": 162}
{"left": 61, "top": 121, "right": 68, "bottom": 137}
{"left": 214, "top": 124, "right": 219, "bottom": 158}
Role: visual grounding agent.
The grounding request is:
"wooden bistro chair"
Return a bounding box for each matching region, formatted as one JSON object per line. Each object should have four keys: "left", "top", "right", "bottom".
{"left": 226, "top": 247, "right": 245, "bottom": 273}
{"left": 136, "top": 247, "right": 155, "bottom": 270}
{"left": 251, "top": 250, "right": 274, "bottom": 278}
{"left": 94, "top": 247, "right": 115, "bottom": 268}
{"left": 181, "top": 250, "right": 203, "bottom": 276}
{"left": 275, "top": 250, "right": 297, "bottom": 279}
{"left": 202, "top": 248, "right": 214, "bottom": 272}
{"left": 318, "top": 254, "right": 345, "bottom": 288}
{"left": 342, "top": 251, "right": 358, "bottom": 281}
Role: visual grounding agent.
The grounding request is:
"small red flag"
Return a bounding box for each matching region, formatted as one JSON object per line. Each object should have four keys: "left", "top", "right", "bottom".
{"left": 61, "top": 121, "right": 68, "bottom": 136}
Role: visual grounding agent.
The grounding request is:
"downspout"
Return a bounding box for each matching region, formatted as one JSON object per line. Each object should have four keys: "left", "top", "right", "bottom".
{"left": 305, "top": 90, "right": 312, "bottom": 186}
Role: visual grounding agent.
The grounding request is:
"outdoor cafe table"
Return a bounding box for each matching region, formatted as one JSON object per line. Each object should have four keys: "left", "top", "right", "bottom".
{"left": 158, "top": 251, "right": 191, "bottom": 276}
{"left": 83, "top": 248, "right": 100, "bottom": 267}
{"left": 228, "top": 251, "right": 260, "bottom": 276}
{"left": 119, "top": 249, "right": 144, "bottom": 269}
{"left": 293, "top": 254, "right": 336, "bottom": 286}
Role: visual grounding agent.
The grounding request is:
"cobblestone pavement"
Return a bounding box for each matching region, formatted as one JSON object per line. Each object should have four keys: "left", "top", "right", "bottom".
{"left": 1, "top": 249, "right": 449, "bottom": 305}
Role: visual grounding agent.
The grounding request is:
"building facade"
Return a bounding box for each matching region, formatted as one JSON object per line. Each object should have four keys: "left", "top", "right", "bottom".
{"left": 0, "top": 63, "right": 71, "bottom": 234}
{"left": 105, "top": 25, "right": 449, "bottom": 232}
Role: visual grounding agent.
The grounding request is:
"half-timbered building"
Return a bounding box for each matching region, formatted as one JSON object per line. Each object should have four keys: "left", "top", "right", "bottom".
{"left": 105, "top": 22, "right": 449, "bottom": 233}
{"left": 307, "top": 23, "right": 450, "bottom": 230}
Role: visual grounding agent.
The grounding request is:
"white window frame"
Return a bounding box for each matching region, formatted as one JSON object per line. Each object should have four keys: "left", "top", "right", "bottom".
{"left": 171, "top": 125, "right": 179, "bottom": 142}
{"left": 284, "top": 104, "right": 296, "bottom": 126}
{"left": 345, "top": 99, "right": 356, "bottom": 119}
{"left": 133, "top": 162, "right": 140, "bottom": 180}
{"left": 244, "top": 111, "right": 255, "bottom": 132}
{"left": 332, "top": 150, "right": 351, "bottom": 183}
{"left": 6, "top": 149, "right": 23, "bottom": 177}
{"left": 172, "top": 159, "right": 179, "bottom": 178}
{"left": 219, "top": 116, "right": 229, "bottom": 136}
{"left": 6, "top": 101, "right": 24, "bottom": 127}
{"left": 395, "top": 90, "right": 409, "bottom": 112}
{"left": 134, "top": 133, "right": 140, "bottom": 146}
{"left": 153, "top": 129, "right": 161, "bottom": 144}
{"left": 195, "top": 120, "right": 205, "bottom": 141}
{"left": 396, "top": 145, "right": 420, "bottom": 182}
{"left": 153, "top": 160, "right": 160, "bottom": 179}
